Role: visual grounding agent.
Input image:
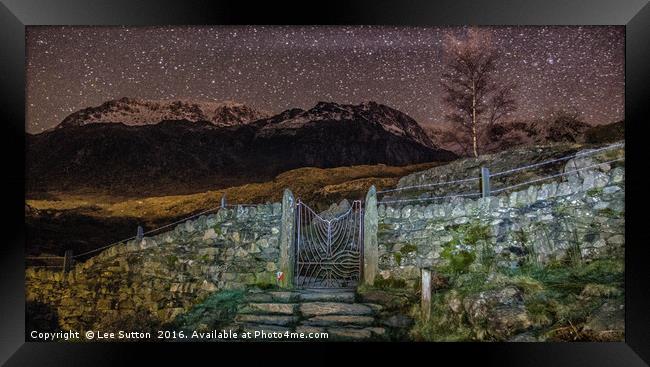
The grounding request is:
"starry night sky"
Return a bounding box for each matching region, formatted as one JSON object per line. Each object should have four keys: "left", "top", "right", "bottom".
{"left": 26, "top": 26, "right": 624, "bottom": 134}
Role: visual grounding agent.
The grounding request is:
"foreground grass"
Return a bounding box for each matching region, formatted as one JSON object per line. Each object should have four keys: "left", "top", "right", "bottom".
{"left": 410, "top": 258, "right": 624, "bottom": 342}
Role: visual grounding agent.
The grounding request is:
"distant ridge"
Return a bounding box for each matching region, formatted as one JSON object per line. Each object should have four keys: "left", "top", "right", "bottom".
{"left": 57, "top": 97, "right": 270, "bottom": 128}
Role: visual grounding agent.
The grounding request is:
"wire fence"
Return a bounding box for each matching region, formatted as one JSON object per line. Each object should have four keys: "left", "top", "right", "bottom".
{"left": 490, "top": 142, "right": 624, "bottom": 178}
{"left": 71, "top": 200, "right": 268, "bottom": 259}
{"left": 26, "top": 250, "right": 72, "bottom": 272}
{"left": 26, "top": 196, "right": 269, "bottom": 269}
{"left": 378, "top": 142, "right": 624, "bottom": 206}
{"left": 377, "top": 176, "right": 480, "bottom": 194}
{"left": 491, "top": 158, "right": 624, "bottom": 194}
{"left": 379, "top": 191, "right": 482, "bottom": 205}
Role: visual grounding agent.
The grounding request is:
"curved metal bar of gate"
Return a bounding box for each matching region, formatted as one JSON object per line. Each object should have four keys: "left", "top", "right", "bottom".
{"left": 294, "top": 200, "right": 364, "bottom": 288}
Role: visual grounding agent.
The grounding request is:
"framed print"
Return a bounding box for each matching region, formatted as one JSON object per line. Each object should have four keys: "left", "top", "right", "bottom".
{"left": 1, "top": 0, "right": 649, "bottom": 365}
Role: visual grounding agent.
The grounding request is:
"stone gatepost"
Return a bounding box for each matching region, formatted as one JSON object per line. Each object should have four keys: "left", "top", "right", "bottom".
{"left": 363, "top": 185, "right": 378, "bottom": 286}
{"left": 278, "top": 189, "right": 295, "bottom": 288}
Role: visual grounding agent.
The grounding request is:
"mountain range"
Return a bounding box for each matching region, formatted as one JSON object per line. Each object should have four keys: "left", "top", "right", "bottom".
{"left": 27, "top": 99, "right": 455, "bottom": 196}
{"left": 57, "top": 97, "right": 270, "bottom": 128}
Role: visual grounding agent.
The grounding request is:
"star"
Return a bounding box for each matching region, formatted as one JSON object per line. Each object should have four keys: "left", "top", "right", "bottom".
{"left": 26, "top": 26, "right": 623, "bottom": 133}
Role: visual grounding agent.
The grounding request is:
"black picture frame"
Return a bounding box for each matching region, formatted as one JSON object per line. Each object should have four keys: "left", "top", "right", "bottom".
{"left": 1, "top": 0, "right": 648, "bottom": 365}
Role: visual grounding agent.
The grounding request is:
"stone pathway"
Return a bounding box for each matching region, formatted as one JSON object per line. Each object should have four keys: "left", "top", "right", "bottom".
{"left": 227, "top": 288, "right": 388, "bottom": 341}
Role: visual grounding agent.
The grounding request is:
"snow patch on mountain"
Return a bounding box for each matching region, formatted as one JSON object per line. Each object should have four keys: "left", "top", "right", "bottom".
{"left": 260, "top": 101, "right": 435, "bottom": 147}
{"left": 57, "top": 97, "right": 270, "bottom": 128}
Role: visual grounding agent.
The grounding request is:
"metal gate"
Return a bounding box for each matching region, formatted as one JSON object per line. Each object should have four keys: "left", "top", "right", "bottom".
{"left": 294, "top": 199, "right": 363, "bottom": 288}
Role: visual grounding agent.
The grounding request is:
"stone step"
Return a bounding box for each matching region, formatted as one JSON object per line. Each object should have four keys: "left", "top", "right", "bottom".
{"left": 303, "top": 315, "right": 375, "bottom": 327}
{"left": 235, "top": 314, "right": 299, "bottom": 326}
{"left": 299, "top": 291, "right": 356, "bottom": 303}
{"left": 246, "top": 290, "right": 356, "bottom": 303}
{"left": 246, "top": 291, "right": 300, "bottom": 303}
{"left": 269, "top": 291, "right": 301, "bottom": 302}
{"left": 299, "top": 302, "right": 374, "bottom": 317}
{"left": 238, "top": 302, "right": 298, "bottom": 315}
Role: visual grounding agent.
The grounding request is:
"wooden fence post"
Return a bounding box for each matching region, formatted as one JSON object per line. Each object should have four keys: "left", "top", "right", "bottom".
{"left": 481, "top": 167, "right": 491, "bottom": 198}
{"left": 421, "top": 268, "right": 432, "bottom": 322}
{"left": 63, "top": 250, "right": 74, "bottom": 273}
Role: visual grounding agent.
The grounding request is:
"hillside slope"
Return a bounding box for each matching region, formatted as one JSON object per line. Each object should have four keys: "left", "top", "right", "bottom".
{"left": 28, "top": 101, "right": 456, "bottom": 196}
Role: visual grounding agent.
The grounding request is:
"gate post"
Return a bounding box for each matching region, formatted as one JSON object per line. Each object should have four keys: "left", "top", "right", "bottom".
{"left": 363, "top": 185, "right": 379, "bottom": 286}
{"left": 278, "top": 189, "right": 295, "bottom": 289}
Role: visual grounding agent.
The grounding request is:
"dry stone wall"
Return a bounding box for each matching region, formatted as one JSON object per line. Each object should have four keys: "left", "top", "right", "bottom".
{"left": 26, "top": 203, "right": 283, "bottom": 331}
{"left": 376, "top": 156, "right": 625, "bottom": 286}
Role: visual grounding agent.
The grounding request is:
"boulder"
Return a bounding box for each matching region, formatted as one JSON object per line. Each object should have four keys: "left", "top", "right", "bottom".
{"left": 582, "top": 300, "right": 624, "bottom": 341}
{"left": 486, "top": 305, "right": 533, "bottom": 340}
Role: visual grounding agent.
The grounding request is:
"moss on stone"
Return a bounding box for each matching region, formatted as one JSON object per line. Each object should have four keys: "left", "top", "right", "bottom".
{"left": 446, "top": 222, "right": 492, "bottom": 246}
{"left": 598, "top": 207, "right": 621, "bottom": 218}
{"left": 254, "top": 271, "right": 277, "bottom": 287}
{"left": 440, "top": 245, "right": 476, "bottom": 275}
{"left": 394, "top": 252, "right": 403, "bottom": 266}
{"left": 438, "top": 222, "right": 491, "bottom": 274}
{"left": 373, "top": 276, "right": 407, "bottom": 289}
{"left": 463, "top": 223, "right": 491, "bottom": 245}
{"left": 587, "top": 188, "right": 603, "bottom": 197}
{"left": 400, "top": 243, "right": 418, "bottom": 254}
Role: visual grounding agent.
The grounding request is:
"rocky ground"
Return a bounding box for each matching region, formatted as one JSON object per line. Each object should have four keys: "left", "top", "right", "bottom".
{"left": 169, "top": 253, "right": 625, "bottom": 343}
{"left": 408, "top": 257, "right": 624, "bottom": 342}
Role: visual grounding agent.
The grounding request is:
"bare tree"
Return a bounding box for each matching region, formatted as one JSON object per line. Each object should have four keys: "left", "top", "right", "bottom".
{"left": 440, "top": 28, "right": 517, "bottom": 157}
